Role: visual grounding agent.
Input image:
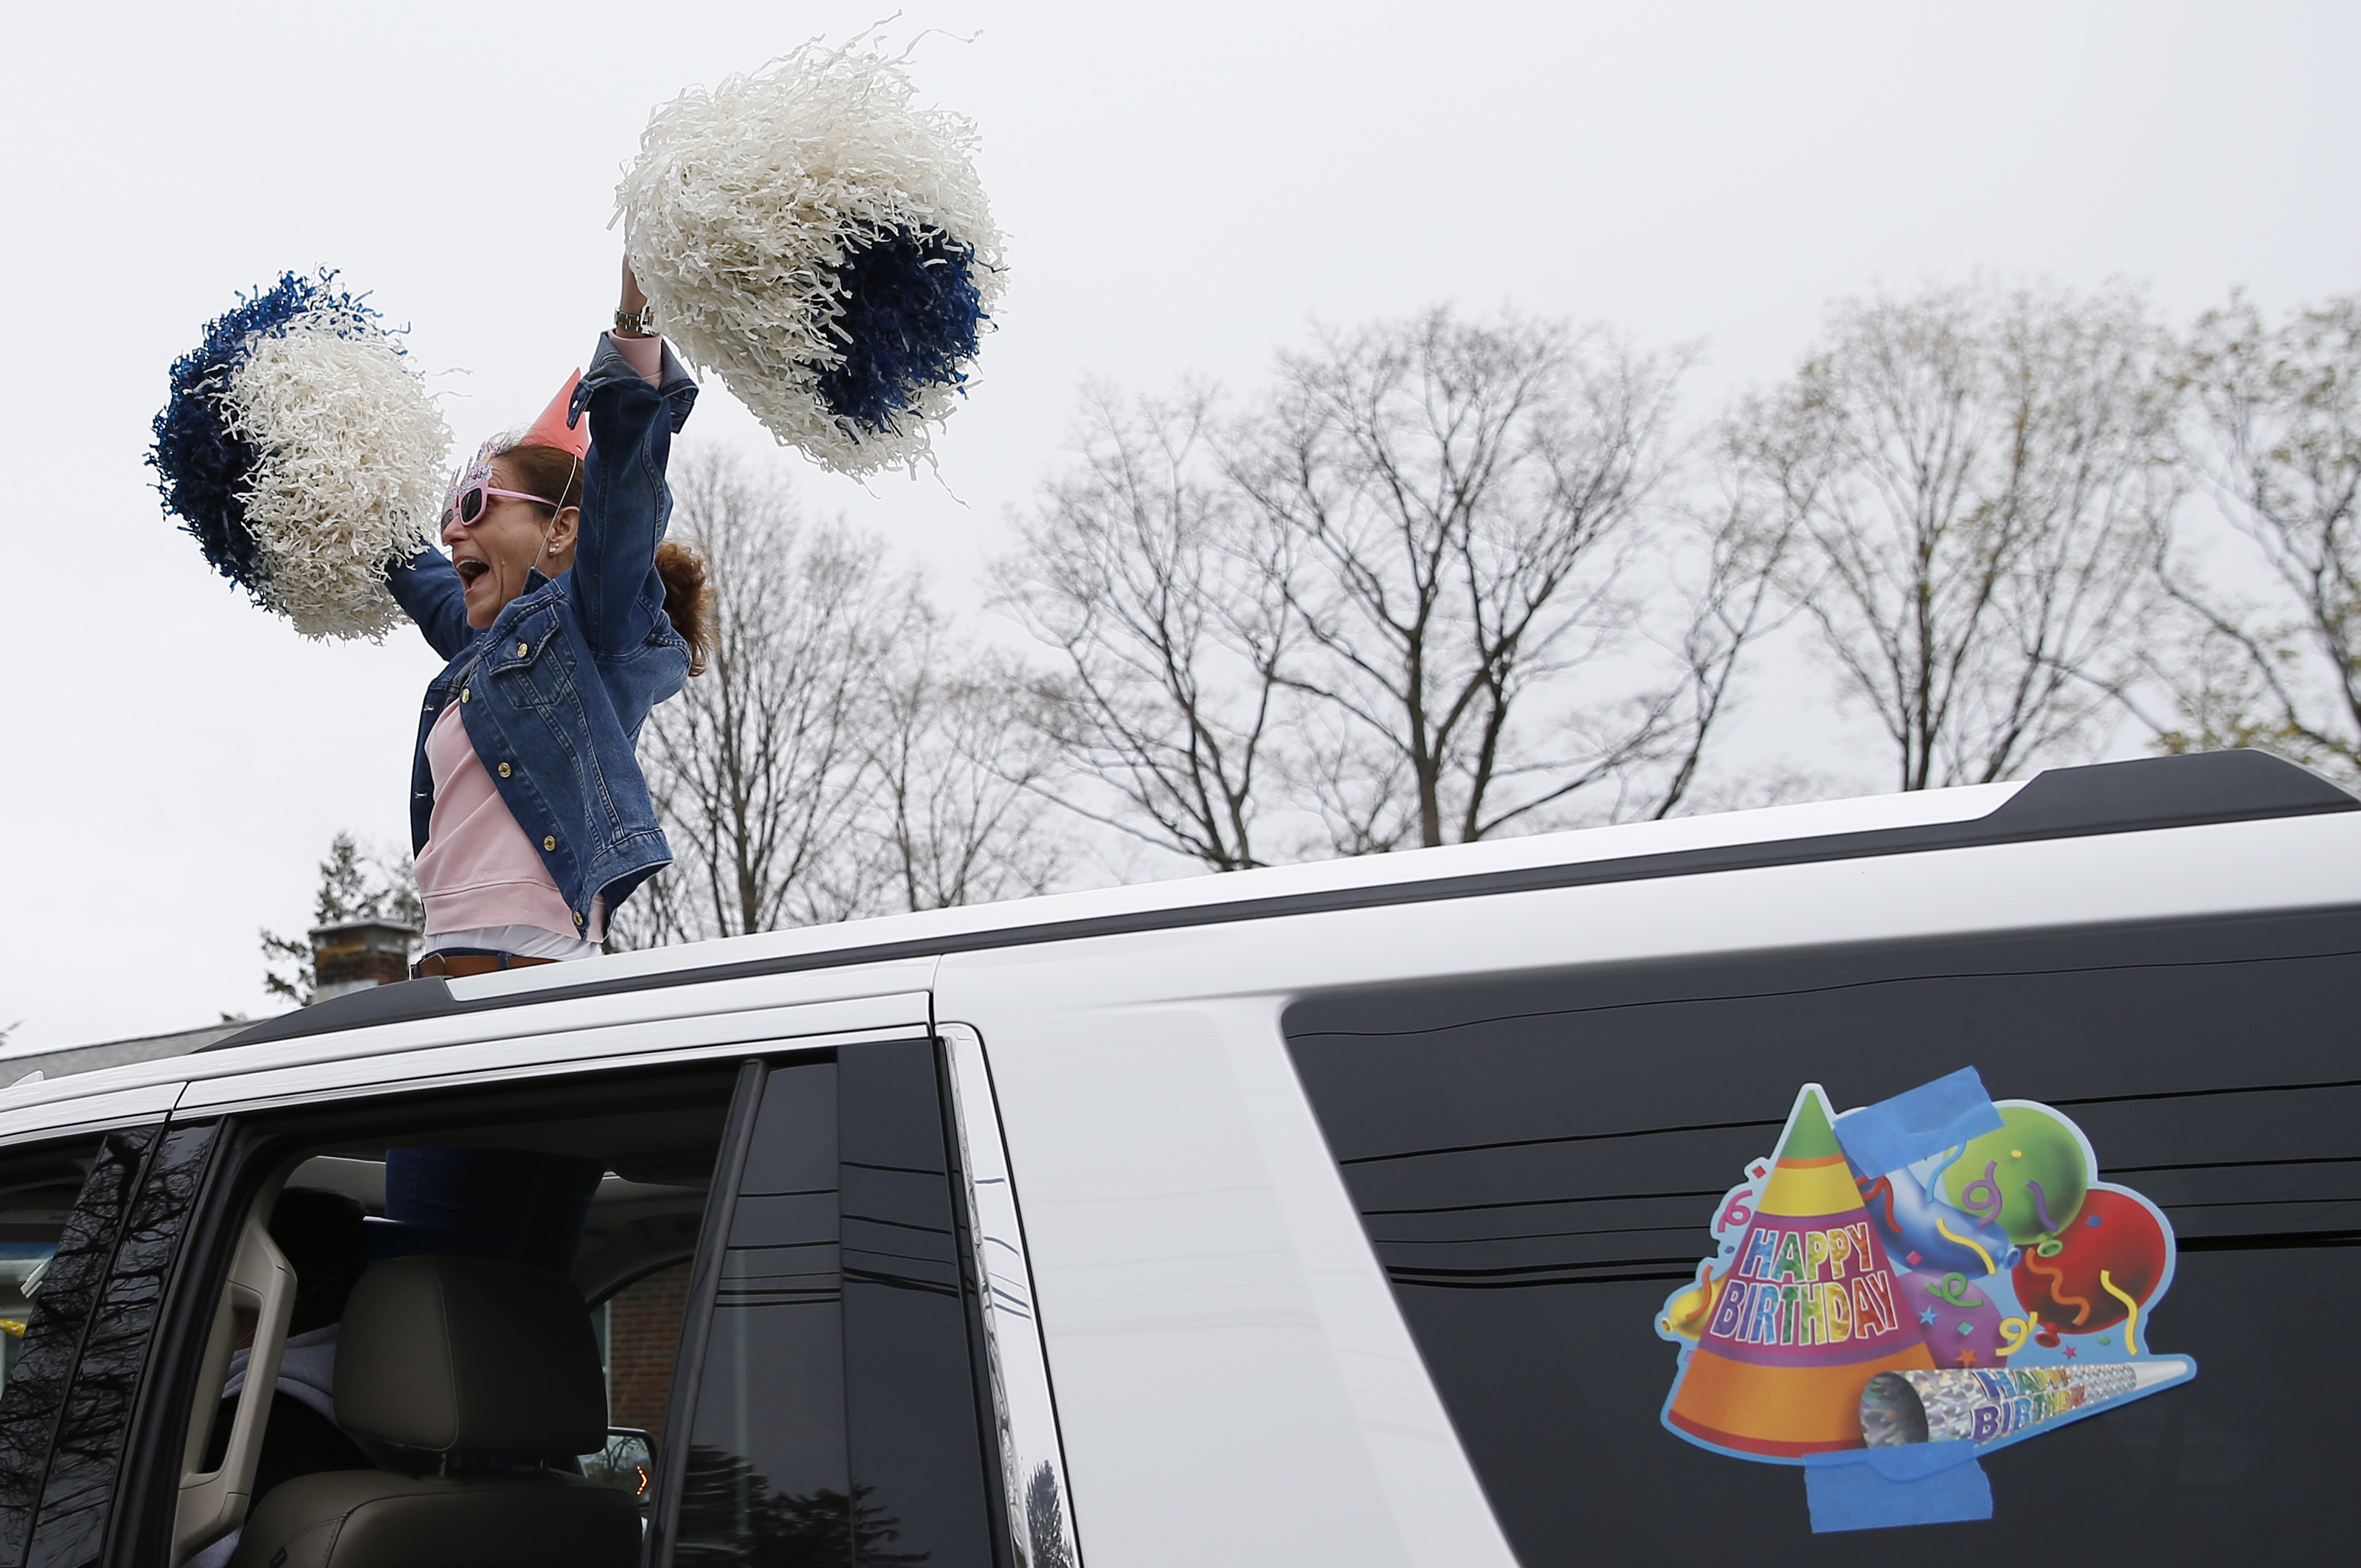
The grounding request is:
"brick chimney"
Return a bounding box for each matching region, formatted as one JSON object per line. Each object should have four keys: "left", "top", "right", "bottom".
{"left": 309, "top": 919, "right": 415, "bottom": 1002}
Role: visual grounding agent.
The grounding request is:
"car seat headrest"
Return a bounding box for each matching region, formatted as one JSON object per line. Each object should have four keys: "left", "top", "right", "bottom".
{"left": 334, "top": 1256, "right": 607, "bottom": 1459}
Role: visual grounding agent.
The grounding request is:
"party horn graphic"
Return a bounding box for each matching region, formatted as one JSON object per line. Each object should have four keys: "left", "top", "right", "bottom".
{"left": 1859, "top": 1359, "right": 2196, "bottom": 1449}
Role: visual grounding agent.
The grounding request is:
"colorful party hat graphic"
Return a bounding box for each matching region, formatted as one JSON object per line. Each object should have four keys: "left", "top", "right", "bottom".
{"left": 1663, "top": 1084, "right": 1937, "bottom": 1459}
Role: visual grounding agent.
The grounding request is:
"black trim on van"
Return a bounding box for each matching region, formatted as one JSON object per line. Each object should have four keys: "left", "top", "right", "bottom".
{"left": 204, "top": 750, "right": 2356, "bottom": 1053}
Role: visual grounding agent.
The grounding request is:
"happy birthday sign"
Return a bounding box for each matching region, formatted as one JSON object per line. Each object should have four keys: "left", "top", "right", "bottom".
{"left": 1653, "top": 1071, "right": 2195, "bottom": 1529}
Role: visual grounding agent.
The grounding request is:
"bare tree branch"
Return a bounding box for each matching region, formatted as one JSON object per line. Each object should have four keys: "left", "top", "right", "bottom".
{"left": 867, "top": 609, "right": 1068, "bottom": 911}
{"left": 2143, "top": 292, "right": 2361, "bottom": 782}
{"left": 1000, "top": 311, "right": 1786, "bottom": 865}
{"left": 1229, "top": 306, "right": 1708, "bottom": 847}
{"left": 994, "top": 384, "right": 1302, "bottom": 871}
{"left": 1743, "top": 282, "right": 2174, "bottom": 790}
{"left": 1648, "top": 432, "right": 1810, "bottom": 818}
{"left": 621, "top": 449, "right": 919, "bottom": 945}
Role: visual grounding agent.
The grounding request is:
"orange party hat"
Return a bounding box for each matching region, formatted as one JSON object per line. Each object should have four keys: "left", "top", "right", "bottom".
{"left": 1665, "top": 1085, "right": 1937, "bottom": 1458}
{"left": 519, "top": 370, "right": 589, "bottom": 460}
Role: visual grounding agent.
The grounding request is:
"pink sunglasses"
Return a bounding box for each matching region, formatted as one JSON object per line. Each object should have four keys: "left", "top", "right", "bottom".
{"left": 447, "top": 476, "right": 562, "bottom": 527}
{"left": 443, "top": 437, "right": 574, "bottom": 528}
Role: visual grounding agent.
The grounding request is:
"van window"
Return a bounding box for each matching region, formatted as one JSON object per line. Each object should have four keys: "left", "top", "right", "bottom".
{"left": 125, "top": 1067, "right": 736, "bottom": 1568}
{"left": 1, "top": 1133, "right": 130, "bottom": 1562}
{"left": 1284, "top": 908, "right": 2361, "bottom": 1564}
{"left": 665, "top": 1040, "right": 1006, "bottom": 1568}
{"left": 603, "top": 1259, "right": 691, "bottom": 1444}
{"left": 0, "top": 1124, "right": 221, "bottom": 1567}
{"left": 0, "top": 1146, "right": 86, "bottom": 1406}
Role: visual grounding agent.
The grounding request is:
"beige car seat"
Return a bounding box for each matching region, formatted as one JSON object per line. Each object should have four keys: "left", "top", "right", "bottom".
{"left": 229, "top": 1256, "right": 638, "bottom": 1568}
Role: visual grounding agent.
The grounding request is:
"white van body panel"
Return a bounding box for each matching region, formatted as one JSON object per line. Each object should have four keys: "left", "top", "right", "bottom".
{"left": 176, "top": 990, "right": 933, "bottom": 1116}
{"left": 0, "top": 962, "right": 938, "bottom": 1134}
{"left": 0, "top": 781, "right": 2030, "bottom": 1137}
{"left": 936, "top": 811, "right": 2361, "bottom": 1567}
{"left": 0, "top": 1080, "right": 183, "bottom": 1144}
{"left": 950, "top": 992, "right": 1515, "bottom": 1568}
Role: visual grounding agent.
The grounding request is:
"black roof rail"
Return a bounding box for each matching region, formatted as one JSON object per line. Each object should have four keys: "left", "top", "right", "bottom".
{"left": 202, "top": 750, "right": 2355, "bottom": 1055}
{"left": 1967, "top": 748, "right": 2354, "bottom": 837}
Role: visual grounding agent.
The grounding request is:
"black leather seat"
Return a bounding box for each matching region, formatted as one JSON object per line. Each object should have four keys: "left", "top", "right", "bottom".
{"left": 229, "top": 1256, "right": 639, "bottom": 1568}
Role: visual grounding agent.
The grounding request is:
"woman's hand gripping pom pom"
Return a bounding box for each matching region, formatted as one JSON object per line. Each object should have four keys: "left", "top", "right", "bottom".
{"left": 149, "top": 272, "right": 452, "bottom": 640}
{"left": 615, "top": 35, "right": 1005, "bottom": 478}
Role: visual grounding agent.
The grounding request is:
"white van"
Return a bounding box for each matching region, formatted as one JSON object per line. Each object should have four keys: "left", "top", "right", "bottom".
{"left": 0, "top": 750, "right": 2353, "bottom": 1567}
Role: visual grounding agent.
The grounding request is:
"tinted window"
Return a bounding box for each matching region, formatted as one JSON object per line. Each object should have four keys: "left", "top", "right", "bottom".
{"left": 0, "top": 1136, "right": 111, "bottom": 1565}
{"left": 676, "top": 1057, "right": 848, "bottom": 1563}
{"left": 0, "top": 1148, "right": 86, "bottom": 1409}
{"left": 1284, "top": 908, "right": 2361, "bottom": 1564}
{"left": 0, "top": 1124, "right": 220, "bottom": 1568}
{"left": 671, "top": 1041, "right": 1005, "bottom": 1567}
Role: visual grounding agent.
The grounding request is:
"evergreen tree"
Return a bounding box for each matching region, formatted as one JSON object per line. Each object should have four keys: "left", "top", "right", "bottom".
{"left": 260, "top": 833, "right": 422, "bottom": 1005}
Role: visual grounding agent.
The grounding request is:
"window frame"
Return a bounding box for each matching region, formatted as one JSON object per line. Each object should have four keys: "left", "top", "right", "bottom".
{"left": 651, "top": 1037, "right": 1022, "bottom": 1568}
{"left": 97, "top": 1056, "right": 750, "bottom": 1568}
{"left": 937, "top": 1023, "right": 1083, "bottom": 1568}
{"left": 85, "top": 1020, "right": 1029, "bottom": 1568}
{"left": 649, "top": 1058, "right": 765, "bottom": 1564}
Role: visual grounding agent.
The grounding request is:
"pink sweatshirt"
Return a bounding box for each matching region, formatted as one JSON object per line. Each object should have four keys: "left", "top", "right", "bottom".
{"left": 414, "top": 333, "right": 666, "bottom": 954}
{"left": 416, "top": 705, "right": 606, "bottom": 944}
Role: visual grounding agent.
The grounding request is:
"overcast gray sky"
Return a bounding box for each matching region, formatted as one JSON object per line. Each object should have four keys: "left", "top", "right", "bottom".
{"left": 4, "top": 0, "right": 2354, "bottom": 1054}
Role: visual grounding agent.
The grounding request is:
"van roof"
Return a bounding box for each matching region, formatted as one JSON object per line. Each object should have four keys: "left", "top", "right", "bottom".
{"left": 3, "top": 752, "right": 2349, "bottom": 1127}
{"left": 201, "top": 749, "right": 2351, "bottom": 1054}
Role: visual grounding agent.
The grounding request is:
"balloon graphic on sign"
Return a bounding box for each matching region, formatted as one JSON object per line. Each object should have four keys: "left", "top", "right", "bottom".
{"left": 1943, "top": 1105, "right": 2091, "bottom": 1248}
{"left": 2013, "top": 1187, "right": 2173, "bottom": 1341}
{"left": 1895, "top": 1266, "right": 2010, "bottom": 1369}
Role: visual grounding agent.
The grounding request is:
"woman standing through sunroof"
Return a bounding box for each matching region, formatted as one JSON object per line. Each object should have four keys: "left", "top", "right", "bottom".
{"left": 387, "top": 260, "right": 711, "bottom": 978}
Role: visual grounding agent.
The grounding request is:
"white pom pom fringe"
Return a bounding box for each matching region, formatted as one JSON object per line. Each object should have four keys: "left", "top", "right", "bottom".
{"left": 617, "top": 36, "right": 1004, "bottom": 477}
{"left": 224, "top": 316, "right": 452, "bottom": 641}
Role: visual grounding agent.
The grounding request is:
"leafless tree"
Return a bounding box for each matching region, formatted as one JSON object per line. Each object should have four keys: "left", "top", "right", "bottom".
{"left": 2140, "top": 293, "right": 2361, "bottom": 783}
{"left": 866, "top": 608, "right": 1067, "bottom": 911}
{"left": 995, "top": 386, "right": 1302, "bottom": 871}
{"left": 1231, "top": 308, "right": 1713, "bottom": 848}
{"left": 625, "top": 449, "right": 919, "bottom": 944}
{"left": 1655, "top": 443, "right": 1810, "bottom": 815}
{"left": 1742, "top": 282, "right": 2177, "bottom": 790}
{"left": 1001, "top": 312, "right": 1786, "bottom": 868}
{"left": 621, "top": 449, "right": 1067, "bottom": 947}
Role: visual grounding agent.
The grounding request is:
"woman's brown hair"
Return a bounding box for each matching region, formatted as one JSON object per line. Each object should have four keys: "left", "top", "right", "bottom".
{"left": 654, "top": 539, "right": 714, "bottom": 675}
{"left": 495, "top": 441, "right": 585, "bottom": 514}
{"left": 502, "top": 440, "right": 713, "bottom": 675}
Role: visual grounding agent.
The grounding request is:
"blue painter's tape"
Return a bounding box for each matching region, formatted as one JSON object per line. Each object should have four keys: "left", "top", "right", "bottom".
{"left": 1834, "top": 1067, "right": 2005, "bottom": 1177}
{"left": 1804, "top": 1446, "right": 1992, "bottom": 1533}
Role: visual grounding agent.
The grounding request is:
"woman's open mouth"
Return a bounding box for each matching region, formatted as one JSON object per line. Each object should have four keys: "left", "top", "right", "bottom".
{"left": 457, "top": 559, "right": 491, "bottom": 590}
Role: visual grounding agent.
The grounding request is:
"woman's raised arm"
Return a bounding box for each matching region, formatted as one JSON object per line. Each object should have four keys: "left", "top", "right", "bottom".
{"left": 386, "top": 546, "right": 474, "bottom": 660}
{"left": 569, "top": 262, "right": 698, "bottom": 656}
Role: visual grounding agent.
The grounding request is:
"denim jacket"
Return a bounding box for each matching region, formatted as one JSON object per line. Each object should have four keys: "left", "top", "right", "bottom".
{"left": 386, "top": 334, "right": 699, "bottom": 932}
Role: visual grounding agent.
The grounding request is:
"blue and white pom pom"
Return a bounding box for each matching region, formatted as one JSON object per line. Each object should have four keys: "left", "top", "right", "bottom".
{"left": 150, "top": 272, "right": 451, "bottom": 640}
{"left": 616, "top": 37, "right": 1005, "bottom": 478}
